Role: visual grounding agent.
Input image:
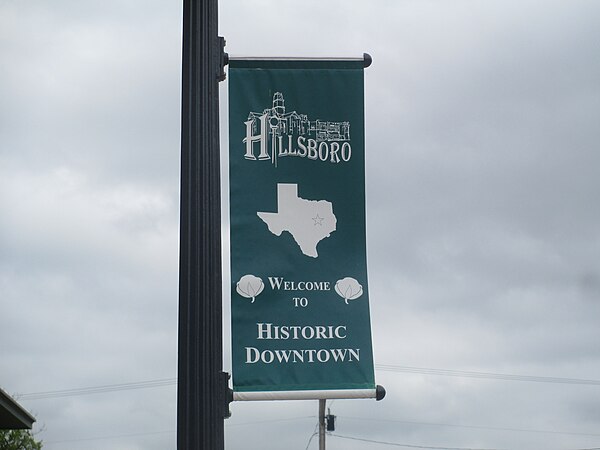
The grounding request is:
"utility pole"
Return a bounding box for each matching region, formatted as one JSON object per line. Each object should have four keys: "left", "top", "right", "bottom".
{"left": 319, "top": 399, "right": 326, "bottom": 450}
{"left": 177, "top": 0, "right": 228, "bottom": 449}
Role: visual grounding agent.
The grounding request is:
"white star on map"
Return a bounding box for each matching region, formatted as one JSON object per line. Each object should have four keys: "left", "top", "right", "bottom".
{"left": 312, "top": 214, "right": 324, "bottom": 226}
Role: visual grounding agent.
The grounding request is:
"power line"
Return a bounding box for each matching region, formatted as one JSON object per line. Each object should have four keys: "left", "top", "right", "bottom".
{"left": 227, "top": 416, "right": 314, "bottom": 428}
{"left": 16, "top": 364, "right": 600, "bottom": 402}
{"left": 305, "top": 426, "right": 319, "bottom": 450}
{"left": 329, "top": 434, "right": 505, "bottom": 450}
{"left": 43, "top": 417, "right": 315, "bottom": 445}
{"left": 375, "top": 365, "right": 600, "bottom": 386}
{"left": 340, "top": 416, "right": 600, "bottom": 438}
{"left": 44, "top": 429, "right": 175, "bottom": 445}
{"left": 37, "top": 420, "right": 600, "bottom": 449}
{"left": 330, "top": 435, "right": 600, "bottom": 450}
{"left": 17, "top": 378, "right": 177, "bottom": 400}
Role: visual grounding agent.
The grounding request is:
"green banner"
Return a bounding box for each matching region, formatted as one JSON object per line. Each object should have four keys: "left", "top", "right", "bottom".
{"left": 229, "top": 59, "right": 375, "bottom": 400}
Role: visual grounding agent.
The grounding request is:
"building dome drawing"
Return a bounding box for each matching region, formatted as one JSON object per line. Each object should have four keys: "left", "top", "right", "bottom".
{"left": 273, "top": 92, "right": 285, "bottom": 116}
{"left": 245, "top": 92, "right": 351, "bottom": 162}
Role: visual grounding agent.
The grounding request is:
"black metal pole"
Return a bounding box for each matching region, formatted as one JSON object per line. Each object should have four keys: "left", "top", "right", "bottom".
{"left": 178, "top": 0, "right": 227, "bottom": 449}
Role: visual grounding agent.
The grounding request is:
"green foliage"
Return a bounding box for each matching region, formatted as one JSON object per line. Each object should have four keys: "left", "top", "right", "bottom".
{"left": 0, "top": 429, "right": 42, "bottom": 450}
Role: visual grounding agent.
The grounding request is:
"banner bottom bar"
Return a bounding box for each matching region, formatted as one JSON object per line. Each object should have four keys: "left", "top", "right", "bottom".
{"left": 233, "top": 389, "right": 376, "bottom": 402}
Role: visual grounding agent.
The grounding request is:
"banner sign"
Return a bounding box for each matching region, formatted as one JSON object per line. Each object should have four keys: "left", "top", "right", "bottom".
{"left": 229, "top": 59, "right": 376, "bottom": 400}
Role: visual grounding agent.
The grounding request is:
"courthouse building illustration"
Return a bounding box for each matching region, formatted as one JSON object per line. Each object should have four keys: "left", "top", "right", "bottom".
{"left": 247, "top": 92, "right": 350, "bottom": 143}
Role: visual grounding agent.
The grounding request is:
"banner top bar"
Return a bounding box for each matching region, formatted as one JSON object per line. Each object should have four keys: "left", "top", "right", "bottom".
{"left": 228, "top": 53, "right": 372, "bottom": 68}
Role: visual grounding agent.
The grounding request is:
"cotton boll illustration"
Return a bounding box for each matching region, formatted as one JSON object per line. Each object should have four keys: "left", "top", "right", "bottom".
{"left": 236, "top": 275, "right": 264, "bottom": 303}
{"left": 335, "top": 277, "right": 363, "bottom": 304}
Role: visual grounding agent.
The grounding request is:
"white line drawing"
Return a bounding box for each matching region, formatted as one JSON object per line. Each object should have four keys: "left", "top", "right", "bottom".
{"left": 257, "top": 184, "right": 336, "bottom": 258}
{"left": 236, "top": 274, "right": 265, "bottom": 303}
{"left": 243, "top": 93, "right": 351, "bottom": 166}
{"left": 335, "top": 277, "right": 363, "bottom": 304}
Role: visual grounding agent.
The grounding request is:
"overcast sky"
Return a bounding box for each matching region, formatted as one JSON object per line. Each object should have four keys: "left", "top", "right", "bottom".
{"left": 1, "top": 1, "right": 600, "bottom": 449}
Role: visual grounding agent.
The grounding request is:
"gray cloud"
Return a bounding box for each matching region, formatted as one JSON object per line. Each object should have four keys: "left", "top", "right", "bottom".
{"left": 2, "top": 1, "right": 600, "bottom": 449}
